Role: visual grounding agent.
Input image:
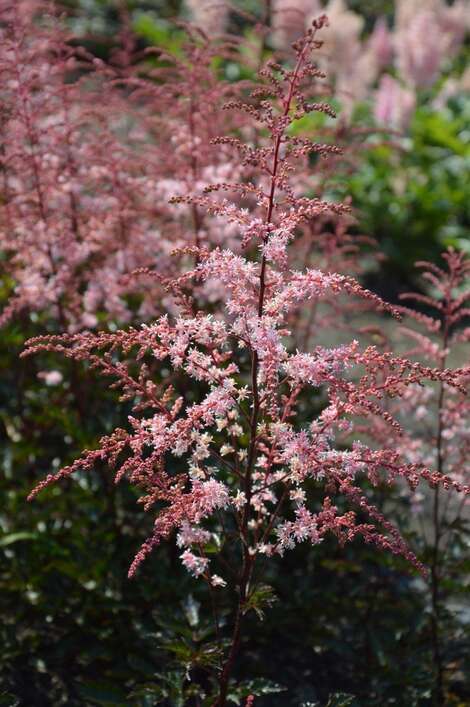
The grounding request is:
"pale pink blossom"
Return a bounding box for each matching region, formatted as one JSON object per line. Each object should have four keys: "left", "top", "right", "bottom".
{"left": 180, "top": 549, "right": 209, "bottom": 577}
{"left": 37, "top": 370, "right": 63, "bottom": 386}
{"left": 394, "top": 10, "right": 444, "bottom": 88}
{"left": 210, "top": 574, "right": 227, "bottom": 587}
{"left": 176, "top": 522, "right": 212, "bottom": 548}
{"left": 368, "top": 17, "right": 393, "bottom": 68}
{"left": 374, "top": 75, "right": 416, "bottom": 130}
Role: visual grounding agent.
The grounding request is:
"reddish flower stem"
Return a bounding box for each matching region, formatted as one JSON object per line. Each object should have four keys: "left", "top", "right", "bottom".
{"left": 214, "top": 36, "right": 315, "bottom": 706}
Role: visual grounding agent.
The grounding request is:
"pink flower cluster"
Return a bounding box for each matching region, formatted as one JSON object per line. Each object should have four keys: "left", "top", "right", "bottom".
{"left": 24, "top": 17, "right": 468, "bottom": 590}
{"left": 0, "top": 0, "right": 244, "bottom": 331}
{"left": 17, "top": 10, "right": 468, "bottom": 703}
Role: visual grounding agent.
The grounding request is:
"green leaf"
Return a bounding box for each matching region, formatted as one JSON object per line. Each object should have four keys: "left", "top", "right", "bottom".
{"left": 127, "top": 682, "right": 167, "bottom": 703}
{"left": 0, "top": 693, "right": 20, "bottom": 707}
{"left": 243, "top": 583, "right": 278, "bottom": 620}
{"left": 132, "top": 13, "right": 183, "bottom": 55}
{"left": 326, "top": 694, "right": 356, "bottom": 707}
{"left": 228, "top": 678, "right": 286, "bottom": 703}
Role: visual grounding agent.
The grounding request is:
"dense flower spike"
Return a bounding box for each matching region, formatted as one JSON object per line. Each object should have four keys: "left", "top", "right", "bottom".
{"left": 21, "top": 12, "right": 469, "bottom": 707}
{"left": 374, "top": 74, "right": 416, "bottom": 130}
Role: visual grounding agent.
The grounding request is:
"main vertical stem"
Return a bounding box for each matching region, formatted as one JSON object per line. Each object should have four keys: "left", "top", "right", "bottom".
{"left": 214, "top": 41, "right": 313, "bottom": 705}
{"left": 430, "top": 305, "right": 450, "bottom": 707}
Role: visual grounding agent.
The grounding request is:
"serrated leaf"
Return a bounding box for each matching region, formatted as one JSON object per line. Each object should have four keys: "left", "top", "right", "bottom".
{"left": 243, "top": 583, "right": 278, "bottom": 620}
{"left": 228, "top": 678, "right": 286, "bottom": 702}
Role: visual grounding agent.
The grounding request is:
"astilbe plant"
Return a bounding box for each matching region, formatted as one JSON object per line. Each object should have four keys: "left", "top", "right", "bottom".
{"left": 0, "top": 0, "right": 388, "bottom": 341}
{"left": 377, "top": 250, "right": 469, "bottom": 705}
{"left": 107, "top": 16, "right": 249, "bottom": 248}
{"left": 0, "top": 0, "right": 154, "bottom": 330}
{"left": 23, "top": 16, "right": 469, "bottom": 705}
{"left": 0, "top": 2, "right": 244, "bottom": 331}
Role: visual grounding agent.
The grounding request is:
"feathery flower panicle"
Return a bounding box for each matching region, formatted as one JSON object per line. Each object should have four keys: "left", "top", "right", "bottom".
{"left": 394, "top": 10, "right": 445, "bottom": 89}
{"left": 393, "top": 250, "right": 470, "bottom": 489}
{"left": 364, "top": 249, "right": 470, "bottom": 702}
{"left": 368, "top": 17, "right": 393, "bottom": 69}
{"left": 374, "top": 74, "right": 416, "bottom": 130}
{"left": 25, "top": 12, "right": 468, "bottom": 578}
{"left": 22, "top": 15, "right": 469, "bottom": 704}
{"left": 0, "top": 2, "right": 245, "bottom": 331}
{"left": 0, "top": 2, "right": 155, "bottom": 329}
{"left": 271, "top": 0, "right": 468, "bottom": 131}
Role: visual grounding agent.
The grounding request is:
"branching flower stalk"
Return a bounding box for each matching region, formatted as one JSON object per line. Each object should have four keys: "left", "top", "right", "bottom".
{"left": 213, "top": 17, "right": 380, "bottom": 701}
{"left": 430, "top": 285, "right": 450, "bottom": 707}
{"left": 22, "top": 16, "right": 469, "bottom": 705}
{"left": 394, "top": 251, "right": 470, "bottom": 706}
{"left": 214, "top": 20, "right": 324, "bottom": 706}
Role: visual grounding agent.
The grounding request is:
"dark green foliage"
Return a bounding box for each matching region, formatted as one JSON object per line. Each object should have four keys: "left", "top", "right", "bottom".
{"left": 345, "top": 99, "right": 470, "bottom": 296}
